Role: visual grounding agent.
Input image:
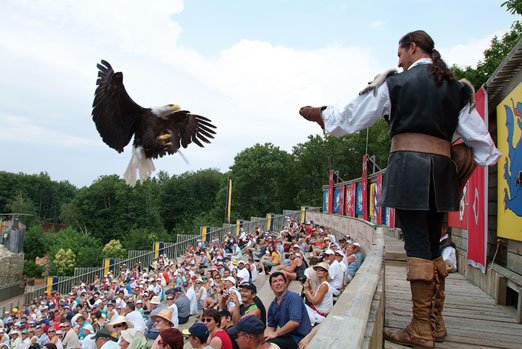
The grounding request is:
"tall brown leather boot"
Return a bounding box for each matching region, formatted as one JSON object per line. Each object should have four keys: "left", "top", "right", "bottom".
{"left": 384, "top": 257, "right": 435, "bottom": 348}
{"left": 433, "top": 256, "right": 449, "bottom": 342}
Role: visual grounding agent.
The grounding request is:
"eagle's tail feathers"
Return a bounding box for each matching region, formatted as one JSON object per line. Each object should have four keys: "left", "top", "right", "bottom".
{"left": 123, "top": 146, "right": 155, "bottom": 187}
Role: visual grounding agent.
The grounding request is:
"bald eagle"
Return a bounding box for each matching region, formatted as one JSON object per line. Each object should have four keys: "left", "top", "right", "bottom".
{"left": 91, "top": 60, "right": 216, "bottom": 186}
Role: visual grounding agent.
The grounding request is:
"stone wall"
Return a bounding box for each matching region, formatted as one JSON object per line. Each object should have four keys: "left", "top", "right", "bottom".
{"left": 0, "top": 245, "right": 24, "bottom": 285}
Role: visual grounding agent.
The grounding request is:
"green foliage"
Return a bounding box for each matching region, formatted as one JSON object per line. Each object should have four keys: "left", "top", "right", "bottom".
{"left": 23, "top": 260, "right": 44, "bottom": 278}
{"left": 502, "top": 0, "right": 522, "bottom": 15}
{"left": 47, "top": 227, "right": 102, "bottom": 272}
{"left": 6, "top": 192, "right": 38, "bottom": 227}
{"left": 53, "top": 248, "right": 76, "bottom": 276}
{"left": 158, "top": 169, "right": 226, "bottom": 233}
{"left": 122, "top": 227, "right": 172, "bottom": 251}
{"left": 0, "top": 171, "right": 76, "bottom": 225}
{"left": 453, "top": 21, "right": 522, "bottom": 88}
{"left": 229, "top": 143, "right": 296, "bottom": 219}
{"left": 23, "top": 225, "right": 49, "bottom": 261}
{"left": 102, "top": 239, "right": 127, "bottom": 259}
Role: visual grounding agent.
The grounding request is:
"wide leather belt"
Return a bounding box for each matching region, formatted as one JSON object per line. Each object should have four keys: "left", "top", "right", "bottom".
{"left": 391, "top": 132, "right": 451, "bottom": 158}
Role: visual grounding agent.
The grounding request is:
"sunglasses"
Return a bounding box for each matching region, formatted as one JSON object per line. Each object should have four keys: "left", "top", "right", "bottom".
{"left": 113, "top": 324, "right": 124, "bottom": 328}
{"left": 167, "top": 298, "right": 174, "bottom": 300}
{"left": 201, "top": 318, "right": 214, "bottom": 323}
{"left": 48, "top": 331, "right": 55, "bottom": 333}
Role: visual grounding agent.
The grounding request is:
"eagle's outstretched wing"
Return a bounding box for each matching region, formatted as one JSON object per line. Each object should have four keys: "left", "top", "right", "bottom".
{"left": 92, "top": 60, "right": 147, "bottom": 153}
{"left": 170, "top": 111, "right": 217, "bottom": 149}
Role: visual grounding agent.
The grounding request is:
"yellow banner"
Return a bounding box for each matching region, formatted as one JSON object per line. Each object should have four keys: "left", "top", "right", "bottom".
{"left": 103, "top": 258, "right": 111, "bottom": 276}
{"left": 369, "top": 183, "right": 375, "bottom": 219}
{"left": 46, "top": 277, "right": 53, "bottom": 294}
{"left": 497, "top": 82, "right": 522, "bottom": 241}
{"left": 154, "top": 242, "right": 160, "bottom": 259}
{"left": 236, "top": 219, "right": 241, "bottom": 237}
{"left": 201, "top": 226, "right": 208, "bottom": 242}
{"left": 301, "top": 207, "right": 305, "bottom": 223}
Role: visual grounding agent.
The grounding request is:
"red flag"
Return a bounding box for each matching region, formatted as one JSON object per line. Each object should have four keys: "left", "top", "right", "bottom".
{"left": 376, "top": 173, "right": 383, "bottom": 224}
{"left": 328, "top": 169, "right": 334, "bottom": 214}
{"left": 467, "top": 86, "right": 488, "bottom": 272}
{"left": 362, "top": 155, "right": 369, "bottom": 221}
{"left": 339, "top": 183, "right": 345, "bottom": 215}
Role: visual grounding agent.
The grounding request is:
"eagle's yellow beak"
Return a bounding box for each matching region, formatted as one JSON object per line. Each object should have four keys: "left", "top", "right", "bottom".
{"left": 169, "top": 104, "right": 181, "bottom": 111}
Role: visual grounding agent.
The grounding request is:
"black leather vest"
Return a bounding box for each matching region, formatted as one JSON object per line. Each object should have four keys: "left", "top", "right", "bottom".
{"left": 386, "top": 64, "right": 471, "bottom": 141}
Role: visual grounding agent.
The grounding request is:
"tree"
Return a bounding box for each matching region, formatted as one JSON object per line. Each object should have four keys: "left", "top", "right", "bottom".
{"left": 102, "top": 239, "right": 127, "bottom": 259}
{"left": 502, "top": 0, "right": 522, "bottom": 15}
{"left": 453, "top": 17, "right": 522, "bottom": 88}
{"left": 23, "top": 225, "right": 49, "bottom": 261}
{"left": 54, "top": 248, "right": 76, "bottom": 276}
{"left": 23, "top": 260, "right": 44, "bottom": 278}
{"left": 6, "top": 192, "right": 38, "bottom": 227}
{"left": 229, "top": 143, "right": 296, "bottom": 219}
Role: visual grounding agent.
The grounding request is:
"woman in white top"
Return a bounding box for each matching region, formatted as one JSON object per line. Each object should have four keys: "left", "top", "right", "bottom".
{"left": 302, "top": 262, "right": 333, "bottom": 325}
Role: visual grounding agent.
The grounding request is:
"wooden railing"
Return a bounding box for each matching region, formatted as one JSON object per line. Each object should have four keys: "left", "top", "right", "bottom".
{"left": 306, "top": 212, "right": 386, "bottom": 349}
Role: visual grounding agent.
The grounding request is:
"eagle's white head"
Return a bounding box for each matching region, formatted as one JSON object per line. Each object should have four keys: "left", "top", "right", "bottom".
{"left": 151, "top": 104, "right": 181, "bottom": 119}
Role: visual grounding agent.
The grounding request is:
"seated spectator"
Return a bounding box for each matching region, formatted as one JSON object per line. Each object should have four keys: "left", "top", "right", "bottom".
{"left": 324, "top": 249, "right": 343, "bottom": 296}
{"left": 276, "top": 253, "right": 306, "bottom": 282}
{"left": 123, "top": 303, "right": 146, "bottom": 332}
{"left": 260, "top": 247, "right": 279, "bottom": 274}
{"left": 229, "top": 316, "right": 279, "bottom": 349}
{"left": 144, "top": 297, "right": 167, "bottom": 340}
{"left": 182, "top": 323, "right": 210, "bottom": 349}
{"left": 302, "top": 262, "right": 333, "bottom": 325}
{"left": 118, "top": 329, "right": 146, "bottom": 349}
{"left": 346, "top": 242, "right": 364, "bottom": 283}
{"left": 200, "top": 309, "right": 233, "bottom": 349}
{"left": 92, "top": 328, "right": 118, "bottom": 349}
{"left": 172, "top": 288, "right": 190, "bottom": 325}
{"left": 265, "top": 272, "right": 312, "bottom": 349}
{"left": 158, "top": 328, "right": 183, "bottom": 349}
{"left": 150, "top": 309, "right": 174, "bottom": 349}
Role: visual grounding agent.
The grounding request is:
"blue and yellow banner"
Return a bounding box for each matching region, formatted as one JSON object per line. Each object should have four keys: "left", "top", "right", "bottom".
{"left": 266, "top": 213, "right": 275, "bottom": 232}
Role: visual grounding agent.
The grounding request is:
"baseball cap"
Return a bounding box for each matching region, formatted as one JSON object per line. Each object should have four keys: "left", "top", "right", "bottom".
{"left": 172, "top": 287, "right": 183, "bottom": 293}
{"left": 324, "top": 249, "right": 335, "bottom": 255}
{"left": 238, "top": 283, "right": 257, "bottom": 293}
{"left": 228, "top": 315, "right": 265, "bottom": 337}
{"left": 353, "top": 242, "right": 361, "bottom": 247}
{"left": 182, "top": 323, "right": 209, "bottom": 341}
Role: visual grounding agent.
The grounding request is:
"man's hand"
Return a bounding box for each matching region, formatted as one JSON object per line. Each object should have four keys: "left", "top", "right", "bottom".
{"left": 264, "top": 327, "right": 278, "bottom": 340}
{"left": 299, "top": 106, "right": 326, "bottom": 129}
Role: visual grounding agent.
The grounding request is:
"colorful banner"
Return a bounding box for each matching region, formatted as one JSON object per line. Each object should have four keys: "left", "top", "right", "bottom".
{"left": 333, "top": 187, "right": 341, "bottom": 214}
{"left": 384, "top": 207, "right": 396, "bottom": 228}
{"left": 339, "top": 184, "right": 345, "bottom": 215}
{"left": 376, "top": 172, "right": 383, "bottom": 224}
{"left": 369, "top": 183, "right": 375, "bottom": 219}
{"left": 323, "top": 188, "right": 329, "bottom": 213}
{"left": 356, "top": 183, "right": 363, "bottom": 215}
{"left": 448, "top": 182, "right": 469, "bottom": 229}
{"left": 362, "top": 155, "right": 369, "bottom": 220}
{"left": 328, "top": 170, "right": 334, "bottom": 214}
{"left": 497, "top": 82, "right": 522, "bottom": 241}
{"left": 346, "top": 182, "right": 356, "bottom": 217}
{"left": 46, "top": 277, "right": 58, "bottom": 294}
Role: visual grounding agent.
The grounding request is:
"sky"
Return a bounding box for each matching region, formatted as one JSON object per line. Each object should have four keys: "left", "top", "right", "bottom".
{"left": 0, "top": 0, "right": 517, "bottom": 187}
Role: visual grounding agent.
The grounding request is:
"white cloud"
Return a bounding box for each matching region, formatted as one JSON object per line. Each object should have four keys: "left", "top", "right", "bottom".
{"left": 370, "top": 20, "right": 385, "bottom": 29}
{"left": 441, "top": 31, "right": 504, "bottom": 68}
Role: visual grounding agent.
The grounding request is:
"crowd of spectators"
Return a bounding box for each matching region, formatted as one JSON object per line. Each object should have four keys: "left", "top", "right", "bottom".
{"left": 1, "top": 219, "right": 364, "bottom": 349}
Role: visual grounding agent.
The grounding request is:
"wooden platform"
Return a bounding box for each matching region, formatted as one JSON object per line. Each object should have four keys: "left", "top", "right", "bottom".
{"left": 384, "top": 237, "right": 522, "bottom": 349}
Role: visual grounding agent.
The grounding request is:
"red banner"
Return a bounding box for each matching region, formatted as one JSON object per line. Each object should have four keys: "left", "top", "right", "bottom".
{"left": 328, "top": 170, "right": 334, "bottom": 214}
{"left": 362, "top": 155, "right": 369, "bottom": 221}
{"left": 339, "top": 183, "right": 345, "bottom": 215}
{"left": 467, "top": 86, "right": 488, "bottom": 272}
{"left": 376, "top": 173, "right": 383, "bottom": 224}
{"left": 346, "top": 182, "right": 356, "bottom": 217}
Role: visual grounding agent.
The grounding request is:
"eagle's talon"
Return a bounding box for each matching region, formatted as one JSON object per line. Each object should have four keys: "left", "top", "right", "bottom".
{"left": 157, "top": 133, "right": 171, "bottom": 141}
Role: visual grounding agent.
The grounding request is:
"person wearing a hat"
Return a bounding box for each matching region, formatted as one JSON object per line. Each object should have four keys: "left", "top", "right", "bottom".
{"left": 334, "top": 250, "right": 348, "bottom": 287}
{"left": 106, "top": 316, "right": 133, "bottom": 337}
{"left": 81, "top": 324, "right": 96, "bottom": 349}
{"left": 323, "top": 249, "right": 343, "bottom": 296}
{"left": 92, "top": 328, "right": 118, "bottom": 349}
{"left": 345, "top": 242, "right": 364, "bottom": 283}
{"left": 144, "top": 297, "right": 167, "bottom": 340}
{"left": 9, "top": 330, "right": 21, "bottom": 349}
{"left": 230, "top": 284, "right": 261, "bottom": 325}
{"left": 235, "top": 261, "right": 249, "bottom": 285}
{"left": 302, "top": 262, "right": 333, "bottom": 326}
{"left": 118, "top": 328, "right": 146, "bottom": 349}
{"left": 221, "top": 277, "right": 241, "bottom": 313}
{"left": 182, "top": 323, "right": 210, "bottom": 349}
{"left": 20, "top": 330, "right": 31, "bottom": 349}
{"left": 158, "top": 328, "right": 183, "bottom": 349}
{"left": 229, "top": 316, "right": 278, "bottom": 349}
{"left": 149, "top": 308, "right": 174, "bottom": 349}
